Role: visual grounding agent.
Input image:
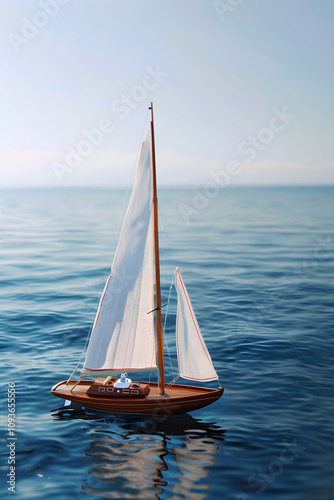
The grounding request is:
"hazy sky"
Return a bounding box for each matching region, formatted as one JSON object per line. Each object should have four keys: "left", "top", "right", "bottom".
{"left": 1, "top": 0, "right": 334, "bottom": 188}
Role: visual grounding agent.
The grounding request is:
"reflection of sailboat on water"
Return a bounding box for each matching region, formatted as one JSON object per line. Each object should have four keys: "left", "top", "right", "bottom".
{"left": 52, "top": 103, "right": 223, "bottom": 414}
{"left": 52, "top": 406, "right": 226, "bottom": 499}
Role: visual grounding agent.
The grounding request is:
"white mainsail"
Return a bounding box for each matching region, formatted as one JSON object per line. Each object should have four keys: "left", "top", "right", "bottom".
{"left": 81, "top": 127, "right": 156, "bottom": 377}
{"left": 175, "top": 268, "right": 218, "bottom": 382}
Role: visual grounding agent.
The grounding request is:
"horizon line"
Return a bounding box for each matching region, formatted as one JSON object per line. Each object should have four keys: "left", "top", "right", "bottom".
{"left": 0, "top": 184, "right": 334, "bottom": 190}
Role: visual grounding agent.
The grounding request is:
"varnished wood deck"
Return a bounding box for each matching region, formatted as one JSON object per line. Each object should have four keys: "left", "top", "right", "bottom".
{"left": 51, "top": 379, "right": 224, "bottom": 415}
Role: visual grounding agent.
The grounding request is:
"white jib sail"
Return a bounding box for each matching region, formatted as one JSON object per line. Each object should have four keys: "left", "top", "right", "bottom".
{"left": 82, "top": 127, "right": 156, "bottom": 377}
{"left": 175, "top": 268, "right": 218, "bottom": 382}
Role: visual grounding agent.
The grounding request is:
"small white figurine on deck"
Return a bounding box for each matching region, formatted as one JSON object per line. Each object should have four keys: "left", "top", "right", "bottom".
{"left": 114, "top": 373, "right": 132, "bottom": 389}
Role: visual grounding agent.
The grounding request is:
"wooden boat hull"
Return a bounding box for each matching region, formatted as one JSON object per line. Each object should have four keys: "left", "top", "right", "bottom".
{"left": 51, "top": 380, "right": 224, "bottom": 415}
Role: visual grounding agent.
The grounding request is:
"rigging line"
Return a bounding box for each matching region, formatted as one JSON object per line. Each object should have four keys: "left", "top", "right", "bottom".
{"left": 162, "top": 269, "right": 176, "bottom": 380}
{"left": 67, "top": 312, "right": 93, "bottom": 380}
{"left": 79, "top": 312, "right": 95, "bottom": 362}
{"left": 165, "top": 374, "right": 180, "bottom": 390}
{"left": 159, "top": 209, "right": 170, "bottom": 245}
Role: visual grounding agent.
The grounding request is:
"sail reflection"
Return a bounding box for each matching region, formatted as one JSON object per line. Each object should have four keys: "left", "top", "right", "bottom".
{"left": 84, "top": 432, "right": 167, "bottom": 499}
{"left": 52, "top": 406, "right": 225, "bottom": 499}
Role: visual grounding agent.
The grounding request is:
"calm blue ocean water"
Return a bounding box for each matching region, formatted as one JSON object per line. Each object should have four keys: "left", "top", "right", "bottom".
{"left": 1, "top": 186, "right": 334, "bottom": 500}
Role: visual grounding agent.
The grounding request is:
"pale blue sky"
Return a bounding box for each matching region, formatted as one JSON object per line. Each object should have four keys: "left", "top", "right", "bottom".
{"left": 1, "top": 0, "right": 333, "bottom": 187}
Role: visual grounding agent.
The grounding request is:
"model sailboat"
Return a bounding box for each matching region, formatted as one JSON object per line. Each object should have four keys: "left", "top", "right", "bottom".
{"left": 51, "top": 103, "right": 223, "bottom": 414}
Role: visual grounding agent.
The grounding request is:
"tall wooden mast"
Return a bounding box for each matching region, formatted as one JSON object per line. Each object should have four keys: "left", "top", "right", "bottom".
{"left": 150, "top": 102, "right": 165, "bottom": 395}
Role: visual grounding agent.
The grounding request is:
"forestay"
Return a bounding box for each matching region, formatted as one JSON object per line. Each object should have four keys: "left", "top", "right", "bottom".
{"left": 175, "top": 268, "right": 218, "bottom": 382}
{"left": 81, "top": 127, "right": 156, "bottom": 377}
